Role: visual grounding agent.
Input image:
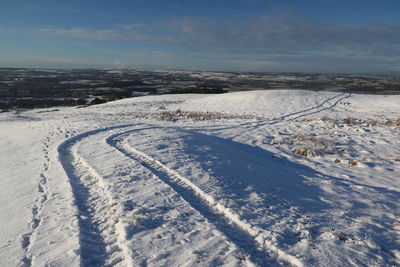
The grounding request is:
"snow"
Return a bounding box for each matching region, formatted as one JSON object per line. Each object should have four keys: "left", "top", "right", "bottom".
{"left": 0, "top": 90, "right": 399, "bottom": 266}
{"left": 175, "top": 90, "right": 347, "bottom": 118}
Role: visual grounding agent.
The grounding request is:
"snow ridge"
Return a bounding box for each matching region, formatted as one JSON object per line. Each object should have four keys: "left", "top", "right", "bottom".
{"left": 108, "top": 130, "right": 303, "bottom": 267}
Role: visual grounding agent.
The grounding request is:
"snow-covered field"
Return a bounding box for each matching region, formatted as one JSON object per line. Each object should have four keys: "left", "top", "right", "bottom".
{"left": 0, "top": 90, "right": 399, "bottom": 266}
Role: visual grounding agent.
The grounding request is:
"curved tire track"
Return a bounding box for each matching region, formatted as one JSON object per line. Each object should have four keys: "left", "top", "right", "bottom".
{"left": 58, "top": 125, "right": 136, "bottom": 266}
{"left": 107, "top": 130, "right": 304, "bottom": 267}
{"left": 55, "top": 90, "right": 346, "bottom": 266}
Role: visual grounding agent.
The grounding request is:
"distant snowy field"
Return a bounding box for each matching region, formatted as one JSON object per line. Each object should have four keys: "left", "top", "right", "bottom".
{"left": 0, "top": 90, "right": 399, "bottom": 266}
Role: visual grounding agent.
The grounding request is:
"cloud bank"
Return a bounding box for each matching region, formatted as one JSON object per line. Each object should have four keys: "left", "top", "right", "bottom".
{"left": 38, "top": 14, "right": 400, "bottom": 58}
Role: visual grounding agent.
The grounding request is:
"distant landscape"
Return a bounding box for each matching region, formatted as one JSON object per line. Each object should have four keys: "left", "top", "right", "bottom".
{"left": 1, "top": 68, "right": 399, "bottom": 110}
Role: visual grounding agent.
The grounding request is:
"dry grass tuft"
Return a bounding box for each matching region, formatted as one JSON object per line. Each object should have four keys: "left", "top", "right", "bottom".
{"left": 343, "top": 117, "right": 354, "bottom": 125}
{"left": 283, "top": 133, "right": 337, "bottom": 157}
{"left": 348, "top": 160, "right": 358, "bottom": 166}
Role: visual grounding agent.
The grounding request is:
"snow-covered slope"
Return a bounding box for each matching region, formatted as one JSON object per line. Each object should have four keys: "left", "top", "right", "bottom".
{"left": 175, "top": 90, "right": 342, "bottom": 117}
{"left": 0, "top": 90, "right": 399, "bottom": 266}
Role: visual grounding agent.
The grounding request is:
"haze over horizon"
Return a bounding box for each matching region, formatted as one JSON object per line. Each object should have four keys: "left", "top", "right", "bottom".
{"left": 1, "top": 0, "right": 400, "bottom": 73}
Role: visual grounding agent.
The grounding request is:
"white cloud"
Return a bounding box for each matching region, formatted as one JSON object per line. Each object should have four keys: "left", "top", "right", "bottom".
{"left": 155, "top": 15, "right": 400, "bottom": 57}
{"left": 38, "top": 27, "right": 145, "bottom": 42}
{"left": 37, "top": 14, "right": 400, "bottom": 58}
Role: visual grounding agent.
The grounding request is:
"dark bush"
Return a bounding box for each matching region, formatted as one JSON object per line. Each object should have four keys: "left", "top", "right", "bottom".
{"left": 90, "top": 97, "right": 106, "bottom": 105}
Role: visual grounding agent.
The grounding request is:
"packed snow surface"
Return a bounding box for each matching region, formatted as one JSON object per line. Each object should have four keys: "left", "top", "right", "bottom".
{"left": 0, "top": 90, "right": 399, "bottom": 266}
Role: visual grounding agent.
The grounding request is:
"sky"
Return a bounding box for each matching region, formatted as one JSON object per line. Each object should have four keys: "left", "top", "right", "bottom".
{"left": 1, "top": 0, "right": 400, "bottom": 73}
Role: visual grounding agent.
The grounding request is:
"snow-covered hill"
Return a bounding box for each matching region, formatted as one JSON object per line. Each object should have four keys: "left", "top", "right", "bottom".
{"left": 1, "top": 90, "right": 399, "bottom": 266}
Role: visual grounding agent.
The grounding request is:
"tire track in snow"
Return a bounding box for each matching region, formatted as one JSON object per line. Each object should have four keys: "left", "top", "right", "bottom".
{"left": 19, "top": 132, "right": 53, "bottom": 266}
{"left": 199, "top": 92, "right": 353, "bottom": 143}
{"left": 192, "top": 93, "right": 352, "bottom": 134}
{"left": 266, "top": 92, "right": 352, "bottom": 125}
{"left": 107, "top": 130, "right": 304, "bottom": 267}
{"left": 58, "top": 125, "right": 136, "bottom": 266}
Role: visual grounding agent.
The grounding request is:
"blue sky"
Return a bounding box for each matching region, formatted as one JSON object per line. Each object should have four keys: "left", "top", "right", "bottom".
{"left": 1, "top": 0, "right": 400, "bottom": 72}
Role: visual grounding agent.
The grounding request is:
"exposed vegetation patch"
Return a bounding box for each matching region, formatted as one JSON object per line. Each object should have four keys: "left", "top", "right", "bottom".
{"left": 155, "top": 109, "right": 254, "bottom": 121}
{"left": 342, "top": 117, "right": 400, "bottom": 128}
{"left": 300, "top": 116, "right": 400, "bottom": 129}
{"left": 277, "top": 133, "right": 338, "bottom": 157}
{"left": 348, "top": 159, "right": 358, "bottom": 166}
